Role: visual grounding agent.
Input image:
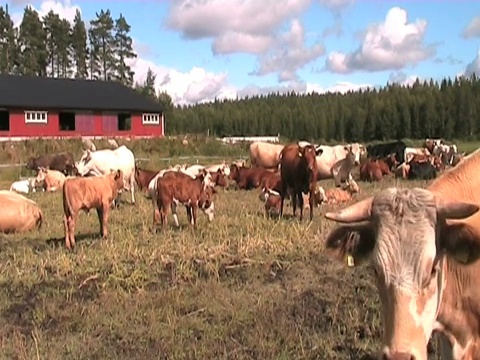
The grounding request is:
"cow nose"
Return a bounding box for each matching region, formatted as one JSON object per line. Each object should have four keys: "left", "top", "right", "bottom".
{"left": 382, "top": 352, "right": 416, "bottom": 360}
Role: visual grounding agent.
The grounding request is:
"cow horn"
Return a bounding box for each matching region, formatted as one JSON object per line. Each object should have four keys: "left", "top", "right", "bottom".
{"left": 436, "top": 197, "right": 479, "bottom": 220}
{"left": 325, "top": 197, "right": 373, "bottom": 223}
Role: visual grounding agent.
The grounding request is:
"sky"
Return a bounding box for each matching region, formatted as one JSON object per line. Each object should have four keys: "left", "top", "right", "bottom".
{"left": 6, "top": 0, "right": 480, "bottom": 106}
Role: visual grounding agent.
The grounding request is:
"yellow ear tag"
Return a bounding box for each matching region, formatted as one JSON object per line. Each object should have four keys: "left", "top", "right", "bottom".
{"left": 346, "top": 254, "right": 355, "bottom": 267}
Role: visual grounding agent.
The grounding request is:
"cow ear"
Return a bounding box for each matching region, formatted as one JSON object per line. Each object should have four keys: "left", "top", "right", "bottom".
{"left": 315, "top": 148, "right": 323, "bottom": 156}
{"left": 441, "top": 223, "right": 480, "bottom": 265}
{"left": 325, "top": 223, "right": 376, "bottom": 266}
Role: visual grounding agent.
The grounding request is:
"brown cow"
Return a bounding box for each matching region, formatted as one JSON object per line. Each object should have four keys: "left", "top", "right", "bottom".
{"left": 134, "top": 166, "right": 159, "bottom": 192}
{"left": 279, "top": 143, "right": 322, "bottom": 221}
{"left": 322, "top": 180, "right": 360, "bottom": 204}
{"left": 209, "top": 169, "right": 228, "bottom": 187}
{"left": 229, "top": 164, "right": 273, "bottom": 190}
{"left": 154, "top": 171, "right": 216, "bottom": 230}
{"left": 35, "top": 167, "right": 70, "bottom": 192}
{"left": 360, "top": 160, "right": 383, "bottom": 182}
{"left": 0, "top": 191, "right": 43, "bottom": 233}
{"left": 62, "top": 170, "right": 124, "bottom": 250}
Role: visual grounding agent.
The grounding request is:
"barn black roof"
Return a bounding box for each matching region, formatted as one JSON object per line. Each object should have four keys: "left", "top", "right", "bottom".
{"left": 0, "top": 74, "right": 163, "bottom": 113}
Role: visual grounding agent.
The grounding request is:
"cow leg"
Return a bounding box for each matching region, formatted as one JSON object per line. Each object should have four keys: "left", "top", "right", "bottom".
{"left": 308, "top": 189, "right": 314, "bottom": 222}
{"left": 152, "top": 205, "right": 160, "bottom": 233}
{"left": 186, "top": 205, "right": 192, "bottom": 224}
{"left": 297, "top": 192, "right": 304, "bottom": 221}
{"left": 190, "top": 206, "right": 197, "bottom": 227}
{"left": 99, "top": 205, "right": 109, "bottom": 238}
{"left": 172, "top": 203, "right": 180, "bottom": 227}
{"left": 97, "top": 207, "right": 105, "bottom": 237}
{"left": 63, "top": 215, "right": 72, "bottom": 250}
{"left": 65, "top": 214, "right": 77, "bottom": 249}
{"left": 292, "top": 191, "right": 297, "bottom": 218}
{"left": 130, "top": 174, "right": 136, "bottom": 205}
{"left": 160, "top": 203, "right": 169, "bottom": 228}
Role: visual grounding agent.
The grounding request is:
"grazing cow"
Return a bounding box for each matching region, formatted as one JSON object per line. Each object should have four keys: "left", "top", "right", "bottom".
{"left": 359, "top": 160, "right": 383, "bottom": 182}
{"left": 322, "top": 180, "right": 360, "bottom": 205}
{"left": 134, "top": 166, "right": 160, "bottom": 193}
{"left": 408, "top": 160, "right": 437, "bottom": 180}
{"left": 279, "top": 143, "right": 323, "bottom": 221}
{"left": 153, "top": 171, "right": 216, "bottom": 230}
{"left": 230, "top": 165, "right": 274, "bottom": 190}
{"left": 26, "top": 152, "right": 76, "bottom": 176}
{"left": 323, "top": 148, "right": 480, "bottom": 359}
{"left": 366, "top": 141, "right": 407, "bottom": 164}
{"left": 315, "top": 143, "right": 365, "bottom": 181}
{"left": 330, "top": 147, "right": 357, "bottom": 187}
{"left": 35, "top": 167, "right": 69, "bottom": 192}
{"left": 62, "top": 170, "right": 124, "bottom": 250}
{"left": 9, "top": 178, "right": 38, "bottom": 194}
{"left": 249, "top": 142, "right": 285, "bottom": 169}
{"left": 75, "top": 145, "right": 136, "bottom": 204}
{"left": 0, "top": 191, "right": 43, "bottom": 233}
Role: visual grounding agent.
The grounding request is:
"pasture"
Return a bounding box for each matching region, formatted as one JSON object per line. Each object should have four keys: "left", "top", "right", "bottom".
{"left": 0, "top": 137, "right": 475, "bottom": 359}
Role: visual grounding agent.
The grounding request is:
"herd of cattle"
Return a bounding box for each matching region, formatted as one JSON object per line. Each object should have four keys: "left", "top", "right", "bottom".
{"left": 0, "top": 137, "right": 465, "bottom": 250}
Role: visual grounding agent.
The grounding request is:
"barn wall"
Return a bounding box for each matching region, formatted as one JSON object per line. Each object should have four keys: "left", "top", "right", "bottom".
{"left": 3, "top": 110, "right": 164, "bottom": 138}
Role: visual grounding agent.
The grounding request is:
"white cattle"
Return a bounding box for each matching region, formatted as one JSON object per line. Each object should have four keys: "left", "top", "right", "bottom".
{"left": 205, "top": 162, "right": 230, "bottom": 177}
{"left": 180, "top": 164, "right": 205, "bottom": 178}
{"left": 75, "top": 145, "right": 136, "bottom": 204}
{"left": 9, "top": 178, "right": 37, "bottom": 194}
{"left": 404, "top": 146, "right": 430, "bottom": 164}
{"left": 315, "top": 143, "right": 366, "bottom": 181}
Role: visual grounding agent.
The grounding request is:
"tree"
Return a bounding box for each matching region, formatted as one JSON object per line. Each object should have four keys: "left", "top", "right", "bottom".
{"left": 43, "top": 10, "right": 61, "bottom": 76}
{"left": 113, "top": 14, "right": 136, "bottom": 86}
{"left": 71, "top": 9, "right": 88, "bottom": 79}
{"left": 17, "top": 6, "right": 47, "bottom": 76}
{"left": 0, "top": 6, "right": 17, "bottom": 74}
{"left": 137, "top": 67, "right": 156, "bottom": 99}
{"left": 56, "top": 19, "right": 72, "bottom": 78}
{"left": 88, "top": 9, "right": 115, "bottom": 80}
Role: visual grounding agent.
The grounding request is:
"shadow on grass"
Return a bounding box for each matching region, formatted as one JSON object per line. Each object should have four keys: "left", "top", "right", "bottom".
{"left": 46, "top": 232, "right": 103, "bottom": 249}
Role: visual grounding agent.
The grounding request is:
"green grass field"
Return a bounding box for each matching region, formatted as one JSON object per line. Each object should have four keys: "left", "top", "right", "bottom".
{"left": 0, "top": 137, "right": 475, "bottom": 360}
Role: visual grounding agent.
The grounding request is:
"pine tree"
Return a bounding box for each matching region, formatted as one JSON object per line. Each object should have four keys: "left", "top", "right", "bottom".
{"left": 0, "top": 6, "right": 17, "bottom": 74}
{"left": 56, "top": 19, "right": 72, "bottom": 78}
{"left": 113, "top": 14, "right": 136, "bottom": 86}
{"left": 138, "top": 68, "right": 156, "bottom": 99}
{"left": 71, "top": 9, "right": 88, "bottom": 79}
{"left": 88, "top": 9, "right": 115, "bottom": 81}
{"left": 18, "top": 6, "right": 48, "bottom": 76}
{"left": 43, "top": 10, "right": 61, "bottom": 76}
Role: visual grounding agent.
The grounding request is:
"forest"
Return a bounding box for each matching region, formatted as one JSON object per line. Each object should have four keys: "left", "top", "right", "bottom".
{"left": 1, "top": 5, "right": 479, "bottom": 142}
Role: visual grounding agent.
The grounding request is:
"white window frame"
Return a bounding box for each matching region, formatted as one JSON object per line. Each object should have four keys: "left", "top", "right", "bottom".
{"left": 142, "top": 113, "right": 160, "bottom": 125}
{"left": 25, "top": 111, "right": 48, "bottom": 124}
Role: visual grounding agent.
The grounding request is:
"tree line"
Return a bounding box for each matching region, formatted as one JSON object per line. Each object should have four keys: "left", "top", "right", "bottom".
{"left": 2, "top": 5, "right": 479, "bottom": 142}
{"left": 0, "top": 5, "right": 136, "bottom": 85}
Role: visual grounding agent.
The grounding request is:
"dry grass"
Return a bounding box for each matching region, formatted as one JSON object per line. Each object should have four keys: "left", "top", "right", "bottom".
{"left": 0, "top": 172, "right": 442, "bottom": 360}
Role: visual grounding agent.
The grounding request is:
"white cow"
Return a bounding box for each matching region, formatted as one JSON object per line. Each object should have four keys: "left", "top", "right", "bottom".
{"left": 9, "top": 178, "right": 38, "bottom": 194}
{"left": 205, "top": 162, "right": 230, "bottom": 177}
{"left": 314, "top": 143, "right": 366, "bottom": 181}
{"left": 75, "top": 145, "right": 136, "bottom": 204}
{"left": 404, "top": 146, "right": 430, "bottom": 164}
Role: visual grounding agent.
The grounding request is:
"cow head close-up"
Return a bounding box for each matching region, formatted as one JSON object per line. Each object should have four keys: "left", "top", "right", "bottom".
{"left": 324, "top": 187, "right": 480, "bottom": 360}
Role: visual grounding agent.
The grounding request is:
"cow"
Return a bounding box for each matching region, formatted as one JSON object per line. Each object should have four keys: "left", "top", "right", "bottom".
{"left": 359, "top": 160, "right": 383, "bottom": 182}
{"left": 82, "top": 138, "right": 97, "bottom": 152}
{"left": 134, "top": 166, "right": 160, "bottom": 193}
{"left": 404, "top": 147, "right": 430, "bottom": 164}
{"left": 153, "top": 171, "right": 216, "bottom": 230}
{"left": 75, "top": 145, "right": 136, "bottom": 205}
{"left": 230, "top": 165, "right": 274, "bottom": 190}
{"left": 323, "top": 148, "right": 480, "bottom": 359}
{"left": 9, "top": 178, "right": 38, "bottom": 194}
{"left": 279, "top": 143, "right": 322, "bottom": 221}
{"left": 315, "top": 143, "right": 365, "bottom": 181}
{"left": 249, "top": 142, "right": 285, "bottom": 169}
{"left": 35, "top": 167, "right": 70, "bottom": 192}
{"left": 209, "top": 169, "right": 228, "bottom": 187}
{"left": 366, "top": 141, "right": 407, "bottom": 164}
{"left": 0, "top": 191, "right": 43, "bottom": 233}
{"left": 205, "top": 162, "right": 231, "bottom": 177}
{"left": 321, "top": 180, "right": 360, "bottom": 205}
{"left": 330, "top": 147, "right": 356, "bottom": 186}
{"left": 408, "top": 160, "right": 437, "bottom": 180}
{"left": 423, "top": 137, "right": 443, "bottom": 155}
{"left": 26, "top": 152, "right": 76, "bottom": 176}
{"left": 62, "top": 170, "right": 124, "bottom": 250}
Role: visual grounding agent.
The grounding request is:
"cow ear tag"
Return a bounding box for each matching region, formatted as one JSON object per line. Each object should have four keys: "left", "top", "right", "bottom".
{"left": 346, "top": 254, "right": 355, "bottom": 267}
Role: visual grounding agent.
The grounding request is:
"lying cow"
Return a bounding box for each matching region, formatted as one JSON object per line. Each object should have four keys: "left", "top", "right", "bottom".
{"left": 153, "top": 171, "right": 216, "bottom": 230}
{"left": 0, "top": 191, "right": 43, "bottom": 233}
{"left": 26, "top": 152, "right": 76, "bottom": 176}
{"left": 9, "top": 178, "right": 38, "bottom": 194}
{"left": 320, "top": 180, "right": 360, "bottom": 204}
{"left": 62, "top": 170, "right": 124, "bottom": 250}
{"left": 35, "top": 167, "right": 70, "bottom": 192}
{"left": 75, "top": 145, "right": 136, "bottom": 204}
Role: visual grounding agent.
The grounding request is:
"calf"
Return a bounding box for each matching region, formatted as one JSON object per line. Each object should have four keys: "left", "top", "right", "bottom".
{"left": 35, "top": 167, "right": 69, "bottom": 192}
{"left": 279, "top": 143, "right": 322, "bottom": 221}
{"left": 62, "top": 170, "right": 124, "bottom": 250}
{"left": 230, "top": 164, "right": 273, "bottom": 190}
{"left": 330, "top": 147, "right": 356, "bottom": 187}
{"left": 134, "top": 166, "right": 160, "bottom": 192}
{"left": 209, "top": 169, "right": 228, "bottom": 187}
{"left": 408, "top": 160, "right": 437, "bottom": 180}
{"left": 154, "top": 171, "right": 216, "bottom": 230}
{"left": 9, "top": 178, "right": 38, "bottom": 194}
{"left": 322, "top": 180, "right": 360, "bottom": 204}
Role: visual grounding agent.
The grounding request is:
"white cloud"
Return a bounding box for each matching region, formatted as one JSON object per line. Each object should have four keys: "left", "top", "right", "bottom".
{"left": 387, "top": 71, "right": 420, "bottom": 87}
{"left": 12, "top": 0, "right": 80, "bottom": 27}
{"left": 252, "top": 19, "right": 325, "bottom": 82}
{"left": 465, "top": 49, "right": 480, "bottom": 77}
{"left": 325, "top": 7, "right": 436, "bottom": 74}
{"left": 462, "top": 16, "right": 480, "bottom": 39}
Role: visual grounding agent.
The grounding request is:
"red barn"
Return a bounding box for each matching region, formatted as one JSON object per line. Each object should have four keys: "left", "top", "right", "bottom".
{"left": 0, "top": 74, "right": 164, "bottom": 141}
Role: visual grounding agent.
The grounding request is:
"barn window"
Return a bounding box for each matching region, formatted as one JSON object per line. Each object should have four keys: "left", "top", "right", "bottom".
{"left": 118, "top": 113, "right": 131, "bottom": 131}
{"left": 59, "top": 112, "right": 76, "bottom": 131}
{"left": 25, "top": 111, "right": 48, "bottom": 123}
{"left": 0, "top": 111, "right": 9, "bottom": 131}
{"left": 142, "top": 113, "right": 160, "bottom": 125}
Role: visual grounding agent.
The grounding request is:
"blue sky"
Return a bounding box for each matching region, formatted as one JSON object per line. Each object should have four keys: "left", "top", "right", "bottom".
{"left": 7, "top": 0, "right": 480, "bottom": 105}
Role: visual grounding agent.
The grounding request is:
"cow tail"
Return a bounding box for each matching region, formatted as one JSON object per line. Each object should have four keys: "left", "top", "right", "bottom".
{"left": 62, "top": 180, "right": 73, "bottom": 218}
